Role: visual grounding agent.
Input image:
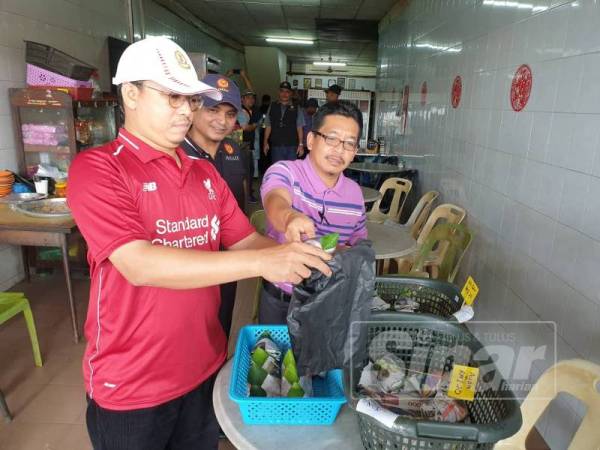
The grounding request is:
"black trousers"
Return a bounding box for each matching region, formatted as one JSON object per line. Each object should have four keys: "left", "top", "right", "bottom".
{"left": 86, "top": 375, "right": 218, "bottom": 450}
{"left": 218, "top": 281, "right": 237, "bottom": 338}
{"left": 258, "top": 285, "right": 290, "bottom": 325}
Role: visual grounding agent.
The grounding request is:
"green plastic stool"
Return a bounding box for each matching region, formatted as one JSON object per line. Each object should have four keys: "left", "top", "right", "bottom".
{"left": 0, "top": 292, "right": 43, "bottom": 422}
{"left": 0, "top": 292, "right": 43, "bottom": 367}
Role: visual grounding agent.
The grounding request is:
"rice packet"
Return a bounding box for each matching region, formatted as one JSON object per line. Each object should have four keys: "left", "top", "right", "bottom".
{"left": 281, "top": 349, "right": 313, "bottom": 397}
{"left": 248, "top": 331, "right": 282, "bottom": 397}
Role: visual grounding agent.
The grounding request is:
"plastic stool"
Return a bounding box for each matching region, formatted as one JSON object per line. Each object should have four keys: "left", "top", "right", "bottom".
{"left": 0, "top": 292, "right": 43, "bottom": 367}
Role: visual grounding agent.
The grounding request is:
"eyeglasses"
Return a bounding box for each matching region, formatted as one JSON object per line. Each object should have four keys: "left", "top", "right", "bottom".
{"left": 313, "top": 131, "right": 358, "bottom": 152}
{"left": 136, "top": 83, "right": 204, "bottom": 111}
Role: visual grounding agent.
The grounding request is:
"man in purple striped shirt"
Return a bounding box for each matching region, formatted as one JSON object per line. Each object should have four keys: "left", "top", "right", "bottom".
{"left": 259, "top": 100, "right": 368, "bottom": 324}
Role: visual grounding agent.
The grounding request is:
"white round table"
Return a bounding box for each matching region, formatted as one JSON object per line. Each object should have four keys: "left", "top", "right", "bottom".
{"left": 360, "top": 186, "right": 381, "bottom": 203}
{"left": 213, "top": 359, "right": 364, "bottom": 450}
{"left": 366, "top": 221, "right": 417, "bottom": 260}
{"left": 347, "top": 162, "right": 401, "bottom": 174}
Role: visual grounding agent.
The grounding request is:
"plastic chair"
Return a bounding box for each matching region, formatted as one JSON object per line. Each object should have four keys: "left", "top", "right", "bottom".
{"left": 403, "top": 190, "right": 439, "bottom": 239}
{"left": 497, "top": 359, "right": 600, "bottom": 449}
{"left": 367, "top": 177, "right": 413, "bottom": 224}
{"left": 0, "top": 292, "right": 43, "bottom": 422}
{"left": 383, "top": 203, "right": 466, "bottom": 275}
{"left": 415, "top": 203, "right": 466, "bottom": 245}
{"left": 0, "top": 292, "right": 42, "bottom": 368}
{"left": 409, "top": 223, "right": 472, "bottom": 282}
{"left": 249, "top": 210, "right": 267, "bottom": 321}
{"left": 250, "top": 209, "right": 267, "bottom": 236}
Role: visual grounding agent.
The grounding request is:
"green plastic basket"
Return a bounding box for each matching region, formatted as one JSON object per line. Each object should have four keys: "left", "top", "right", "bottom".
{"left": 344, "top": 313, "right": 522, "bottom": 449}
{"left": 375, "top": 276, "right": 464, "bottom": 318}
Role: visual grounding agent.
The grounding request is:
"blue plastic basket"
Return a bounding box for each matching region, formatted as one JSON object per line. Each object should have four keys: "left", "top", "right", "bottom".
{"left": 229, "top": 325, "right": 347, "bottom": 425}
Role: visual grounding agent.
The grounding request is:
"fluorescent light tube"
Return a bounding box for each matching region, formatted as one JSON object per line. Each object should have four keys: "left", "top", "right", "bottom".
{"left": 266, "top": 38, "right": 313, "bottom": 45}
{"left": 313, "top": 61, "right": 347, "bottom": 67}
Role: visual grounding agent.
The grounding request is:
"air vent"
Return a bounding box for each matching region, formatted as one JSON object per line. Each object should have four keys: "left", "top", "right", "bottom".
{"left": 315, "top": 19, "right": 379, "bottom": 42}
{"left": 206, "top": 55, "right": 221, "bottom": 72}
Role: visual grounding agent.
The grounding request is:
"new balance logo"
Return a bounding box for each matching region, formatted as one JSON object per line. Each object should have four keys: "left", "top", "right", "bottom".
{"left": 143, "top": 182, "right": 157, "bottom": 192}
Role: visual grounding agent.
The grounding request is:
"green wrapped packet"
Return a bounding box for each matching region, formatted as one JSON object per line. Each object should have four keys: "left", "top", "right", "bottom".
{"left": 247, "top": 331, "right": 283, "bottom": 397}
{"left": 320, "top": 232, "right": 339, "bottom": 252}
{"left": 287, "top": 382, "right": 305, "bottom": 398}
{"left": 281, "top": 349, "right": 313, "bottom": 397}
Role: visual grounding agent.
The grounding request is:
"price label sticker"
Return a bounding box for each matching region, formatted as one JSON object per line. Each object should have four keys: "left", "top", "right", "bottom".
{"left": 448, "top": 365, "right": 479, "bottom": 401}
{"left": 461, "top": 276, "right": 479, "bottom": 305}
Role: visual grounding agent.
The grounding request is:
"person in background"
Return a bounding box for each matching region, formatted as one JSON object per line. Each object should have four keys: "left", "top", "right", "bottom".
{"left": 259, "top": 101, "right": 367, "bottom": 324}
{"left": 68, "top": 37, "right": 332, "bottom": 450}
{"left": 301, "top": 98, "right": 319, "bottom": 158}
{"left": 263, "top": 81, "right": 305, "bottom": 163}
{"left": 324, "top": 84, "right": 342, "bottom": 103}
{"left": 180, "top": 74, "right": 248, "bottom": 340}
{"left": 237, "top": 88, "right": 260, "bottom": 203}
{"left": 226, "top": 69, "right": 258, "bottom": 202}
{"left": 258, "top": 94, "right": 272, "bottom": 176}
{"left": 291, "top": 88, "right": 301, "bottom": 107}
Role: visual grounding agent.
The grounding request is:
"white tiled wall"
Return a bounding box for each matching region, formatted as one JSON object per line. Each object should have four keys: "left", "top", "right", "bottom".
{"left": 377, "top": 1, "right": 600, "bottom": 447}
{"left": 0, "top": 0, "right": 130, "bottom": 290}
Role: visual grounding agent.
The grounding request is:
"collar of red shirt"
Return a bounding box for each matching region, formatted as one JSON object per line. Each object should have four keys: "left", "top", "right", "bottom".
{"left": 116, "top": 128, "right": 191, "bottom": 167}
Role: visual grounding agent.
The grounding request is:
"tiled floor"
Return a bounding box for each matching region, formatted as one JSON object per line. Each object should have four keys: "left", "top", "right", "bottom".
{"left": 0, "top": 273, "right": 238, "bottom": 450}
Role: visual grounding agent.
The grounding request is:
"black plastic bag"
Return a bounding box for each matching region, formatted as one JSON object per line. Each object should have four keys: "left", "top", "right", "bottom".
{"left": 287, "top": 240, "right": 375, "bottom": 376}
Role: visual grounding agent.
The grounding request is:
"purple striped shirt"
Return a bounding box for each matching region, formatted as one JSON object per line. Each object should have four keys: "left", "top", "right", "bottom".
{"left": 261, "top": 157, "right": 368, "bottom": 293}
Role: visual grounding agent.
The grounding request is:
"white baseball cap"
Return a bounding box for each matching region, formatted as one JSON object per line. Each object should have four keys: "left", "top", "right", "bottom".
{"left": 112, "top": 37, "right": 222, "bottom": 100}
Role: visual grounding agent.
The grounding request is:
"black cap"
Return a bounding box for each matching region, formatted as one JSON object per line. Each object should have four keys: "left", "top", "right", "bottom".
{"left": 306, "top": 98, "right": 319, "bottom": 108}
{"left": 279, "top": 81, "right": 292, "bottom": 90}
{"left": 325, "top": 84, "right": 342, "bottom": 95}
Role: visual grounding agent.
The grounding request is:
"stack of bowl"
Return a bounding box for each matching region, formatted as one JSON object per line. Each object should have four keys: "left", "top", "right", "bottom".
{"left": 0, "top": 170, "right": 14, "bottom": 197}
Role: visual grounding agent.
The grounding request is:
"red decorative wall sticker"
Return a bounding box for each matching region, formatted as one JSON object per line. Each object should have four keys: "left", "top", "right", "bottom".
{"left": 510, "top": 64, "right": 532, "bottom": 112}
{"left": 421, "top": 81, "right": 427, "bottom": 105}
{"left": 451, "top": 76, "right": 462, "bottom": 109}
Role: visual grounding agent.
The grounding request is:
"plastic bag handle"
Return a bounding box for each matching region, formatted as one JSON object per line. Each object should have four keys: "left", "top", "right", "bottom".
{"left": 416, "top": 422, "right": 479, "bottom": 441}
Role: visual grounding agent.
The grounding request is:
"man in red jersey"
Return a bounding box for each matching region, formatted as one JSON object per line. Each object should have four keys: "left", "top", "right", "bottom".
{"left": 67, "top": 37, "right": 331, "bottom": 450}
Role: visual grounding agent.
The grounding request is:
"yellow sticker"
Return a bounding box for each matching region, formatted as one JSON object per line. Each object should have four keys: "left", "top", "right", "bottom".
{"left": 461, "top": 276, "right": 479, "bottom": 305}
{"left": 448, "top": 364, "right": 479, "bottom": 402}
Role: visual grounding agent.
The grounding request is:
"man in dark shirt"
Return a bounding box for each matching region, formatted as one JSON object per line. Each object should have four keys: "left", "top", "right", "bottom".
{"left": 258, "top": 94, "right": 272, "bottom": 175}
{"left": 325, "top": 84, "right": 342, "bottom": 102}
{"left": 238, "top": 89, "right": 260, "bottom": 203}
{"left": 181, "top": 74, "right": 246, "bottom": 337}
{"left": 263, "top": 81, "right": 305, "bottom": 163}
{"left": 182, "top": 74, "right": 246, "bottom": 210}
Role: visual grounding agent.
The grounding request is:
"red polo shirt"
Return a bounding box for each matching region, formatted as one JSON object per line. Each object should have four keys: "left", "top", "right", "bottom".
{"left": 67, "top": 128, "right": 254, "bottom": 410}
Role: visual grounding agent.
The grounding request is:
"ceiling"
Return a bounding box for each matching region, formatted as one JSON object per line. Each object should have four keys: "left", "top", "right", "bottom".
{"left": 173, "top": 0, "right": 400, "bottom": 67}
